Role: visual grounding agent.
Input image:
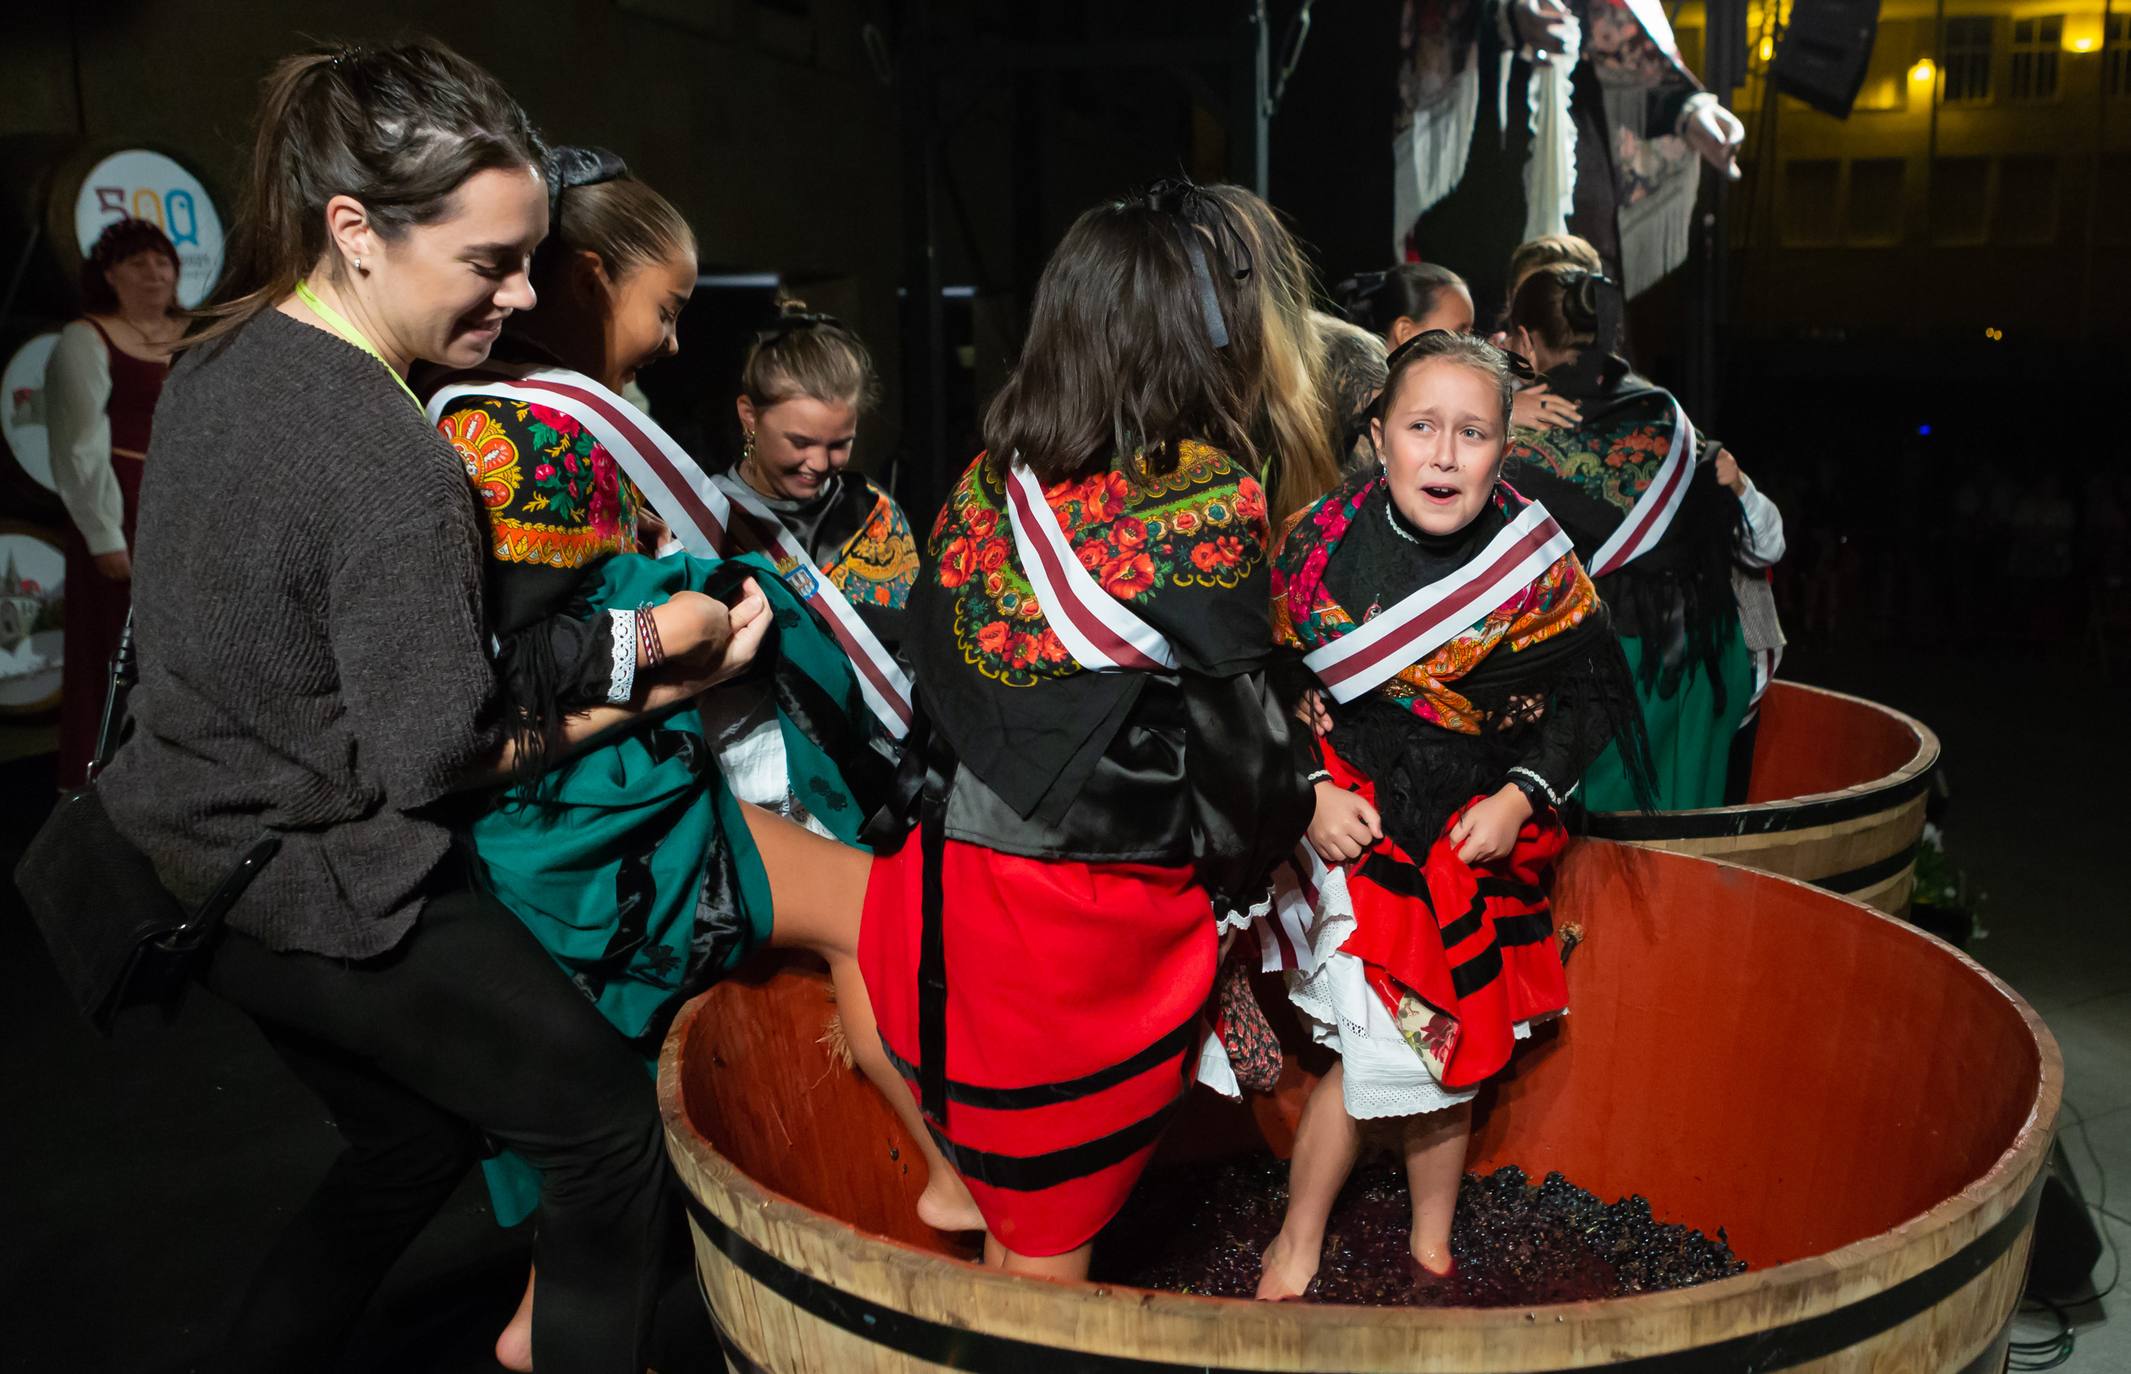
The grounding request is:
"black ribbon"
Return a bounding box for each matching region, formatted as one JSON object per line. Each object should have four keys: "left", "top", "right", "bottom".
{"left": 857, "top": 708, "right": 957, "bottom": 1126}
{"left": 1138, "top": 176, "right": 1252, "bottom": 353}
{"left": 541, "top": 145, "right": 622, "bottom": 234}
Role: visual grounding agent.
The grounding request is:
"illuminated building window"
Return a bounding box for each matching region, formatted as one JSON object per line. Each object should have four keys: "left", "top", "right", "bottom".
{"left": 2007, "top": 16, "right": 2062, "bottom": 101}
{"left": 2107, "top": 15, "right": 2131, "bottom": 97}
{"left": 1942, "top": 16, "right": 1995, "bottom": 103}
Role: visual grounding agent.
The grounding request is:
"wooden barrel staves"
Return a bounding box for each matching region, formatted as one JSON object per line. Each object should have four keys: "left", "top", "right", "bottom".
{"left": 1587, "top": 681, "right": 1941, "bottom": 913}
{"left": 658, "top": 842, "right": 2058, "bottom": 1374}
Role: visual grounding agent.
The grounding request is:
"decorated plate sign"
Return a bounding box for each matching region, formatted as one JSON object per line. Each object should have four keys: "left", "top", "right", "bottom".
{"left": 74, "top": 149, "right": 225, "bottom": 309}
{"left": 1, "top": 332, "right": 61, "bottom": 491}
{"left": 0, "top": 528, "right": 65, "bottom": 713}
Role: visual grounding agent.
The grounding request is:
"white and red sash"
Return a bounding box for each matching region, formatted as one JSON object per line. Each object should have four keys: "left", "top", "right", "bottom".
{"left": 706, "top": 470, "right": 913, "bottom": 736}
{"left": 1001, "top": 460, "right": 1179, "bottom": 674}
{"left": 426, "top": 364, "right": 912, "bottom": 737}
{"left": 1586, "top": 396, "right": 1699, "bottom": 579}
{"left": 1301, "top": 497, "right": 1575, "bottom": 706}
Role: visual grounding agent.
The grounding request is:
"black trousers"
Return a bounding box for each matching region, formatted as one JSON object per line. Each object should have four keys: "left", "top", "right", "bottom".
{"left": 199, "top": 874, "right": 669, "bottom": 1374}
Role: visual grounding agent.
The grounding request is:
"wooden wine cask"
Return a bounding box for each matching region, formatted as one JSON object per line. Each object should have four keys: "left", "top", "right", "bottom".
{"left": 658, "top": 842, "right": 2058, "bottom": 1374}
{"left": 1588, "top": 681, "right": 1941, "bottom": 912}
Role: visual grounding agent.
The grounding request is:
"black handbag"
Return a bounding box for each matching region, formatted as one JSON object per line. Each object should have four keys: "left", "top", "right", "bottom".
{"left": 13, "top": 614, "right": 279, "bottom": 1034}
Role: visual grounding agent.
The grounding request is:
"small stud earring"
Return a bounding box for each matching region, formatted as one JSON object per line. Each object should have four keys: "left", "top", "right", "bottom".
{"left": 354, "top": 255, "right": 365, "bottom": 273}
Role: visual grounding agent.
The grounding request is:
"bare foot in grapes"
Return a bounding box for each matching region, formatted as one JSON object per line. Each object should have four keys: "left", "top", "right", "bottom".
{"left": 1255, "top": 1233, "right": 1319, "bottom": 1301}
{"left": 494, "top": 1264, "right": 534, "bottom": 1371}
{"left": 916, "top": 1168, "right": 984, "bottom": 1233}
{"left": 1410, "top": 1235, "right": 1456, "bottom": 1279}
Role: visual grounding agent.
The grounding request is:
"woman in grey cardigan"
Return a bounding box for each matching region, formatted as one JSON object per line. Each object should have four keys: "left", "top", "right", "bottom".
{"left": 97, "top": 41, "right": 754, "bottom": 1373}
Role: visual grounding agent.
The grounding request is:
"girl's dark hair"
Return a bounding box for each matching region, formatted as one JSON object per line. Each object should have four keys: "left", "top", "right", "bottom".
{"left": 1507, "top": 263, "right": 1608, "bottom": 354}
{"left": 532, "top": 155, "right": 696, "bottom": 297}
{"left": 80, "top": 218, "right": 181, "bottom": 314}
{"left": 1337, "top": 263, "right": 1467, "bottom": 340}
{"left": 1376, "top": 329, "right": 1520, "bottom": 434}
{"left": 740, "top": 299, "right": 881, "bottom": 415}
{"left": 191, "top": 39, "right": 543, "bottom": 345}
{"left": 983, "top": 197, "right": 1258, "bottom": 484}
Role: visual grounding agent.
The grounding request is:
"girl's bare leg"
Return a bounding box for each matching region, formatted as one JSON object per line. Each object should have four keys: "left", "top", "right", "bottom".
{"left": 1403, "top": 1100, "right": 1472, "bottom": 1276}
{"left": 984, "top": 1233, "right": 1095, "bottom": 1281}
{"left": 494, "top": 1264, "right": 534, "bottom": 1371}
{"left": 1256, "top": 1062, "right": 1359, "bottom": 1300}
{"left": 739, "top": 803, "right": 983, "bottom": 1232}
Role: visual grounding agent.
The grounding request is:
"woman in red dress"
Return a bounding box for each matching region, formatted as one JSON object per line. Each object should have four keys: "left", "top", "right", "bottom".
{"left": 44, "top": 218, "right": 182, "bottom": 788}
{"left": 856, "top": 186, "right": 1316, "bottom": 1280}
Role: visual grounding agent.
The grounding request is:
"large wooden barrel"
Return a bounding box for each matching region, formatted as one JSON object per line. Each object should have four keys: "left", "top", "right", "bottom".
{"left": 1588, "top": 681, "right": 1940, "bottom": 912}
{"left": 659, "top": 842, "right": 2059, "bottom": 1373}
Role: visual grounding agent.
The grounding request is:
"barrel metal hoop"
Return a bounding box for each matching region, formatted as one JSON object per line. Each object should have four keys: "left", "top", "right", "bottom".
{"left": 1587, "top": 765, "right": 1933, "bottom": 842}
{"left": 682, "top": 1169, "right": 2041, "bottom": 1374}
{"left": 1811, "top": 842, "right": 1924, "bottom": 896}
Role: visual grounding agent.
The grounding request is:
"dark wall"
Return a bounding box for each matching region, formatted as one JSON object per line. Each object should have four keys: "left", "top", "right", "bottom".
{"left": 0, "top": 0, "right": 911, "bottom": 459}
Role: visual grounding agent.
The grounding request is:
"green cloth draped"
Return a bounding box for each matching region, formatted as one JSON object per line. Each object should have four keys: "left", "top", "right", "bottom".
{"left": 1581, "top": 619, "right": 1752, "bottom": 814}
{"left": 473, "top": 549, "right": 878, "bottom": 1225}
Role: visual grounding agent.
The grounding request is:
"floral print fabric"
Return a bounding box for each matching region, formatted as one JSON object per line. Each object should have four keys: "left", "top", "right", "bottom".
{"left": 436, "top": 397, "right": 644, "bottom": 570}
{"left": 1271, "top": 476, "right": 1599, "bottom": 734}
{"left": 931, "top": 441, "right": 1270, "bottom": 686}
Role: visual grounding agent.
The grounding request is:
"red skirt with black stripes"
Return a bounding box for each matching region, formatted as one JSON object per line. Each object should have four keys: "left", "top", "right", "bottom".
{"left": 1324, "top": 742, "right": 1570, "bottom": 1091}
{"left": 857, "top": 839, "right": 1215, "bottom": 1257}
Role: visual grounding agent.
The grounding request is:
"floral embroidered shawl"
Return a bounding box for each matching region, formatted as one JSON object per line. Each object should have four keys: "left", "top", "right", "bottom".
{"left": 1272, "top": 475, "right": 1599, "bottom": 735}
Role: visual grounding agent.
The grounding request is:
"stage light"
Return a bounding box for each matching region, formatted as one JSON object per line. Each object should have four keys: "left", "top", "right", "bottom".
{"left": 1910, "top": 57, "right": 1936, "bottom": 84}
{"left": 1917, "top": 424, "right": 1933, "bottom": 437}
{"left": 1760, "top": 36, "right": 1775, "bottom": 61}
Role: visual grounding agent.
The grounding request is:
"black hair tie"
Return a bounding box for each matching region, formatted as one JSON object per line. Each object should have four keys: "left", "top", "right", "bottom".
{"left": 541, "top": 145, "right": 628, "bottom": 228}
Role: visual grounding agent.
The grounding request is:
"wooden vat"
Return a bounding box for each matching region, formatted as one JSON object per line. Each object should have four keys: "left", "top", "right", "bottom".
{"left": 659, "top": 842, "right": 2058, "bottom": 1373}
{"left": 1587, "top": 681, "right": 1940, "bottom": 912}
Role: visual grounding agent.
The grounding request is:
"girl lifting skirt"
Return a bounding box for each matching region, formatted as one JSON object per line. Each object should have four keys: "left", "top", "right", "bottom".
{"left": 1256, "top": 331, "right": 1650, "bottom": 1299}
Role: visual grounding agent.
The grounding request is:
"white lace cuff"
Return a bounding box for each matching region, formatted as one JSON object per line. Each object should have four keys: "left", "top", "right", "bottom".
{"left": 607, "top": 608, "right": 639, "bottom": 705}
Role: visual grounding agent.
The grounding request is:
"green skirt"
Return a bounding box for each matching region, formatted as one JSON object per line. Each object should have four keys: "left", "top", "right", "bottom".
{"left": 474, "top": 550, "right": 879, "bottom": 1226}
{"left": 1580, "top": 618, "right": 1753, "bottom": 814}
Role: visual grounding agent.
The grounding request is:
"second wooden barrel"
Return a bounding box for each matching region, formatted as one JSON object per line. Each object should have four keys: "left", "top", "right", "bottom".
{"left": 1588, "top": 681, "right": 1940, "bottom": 912}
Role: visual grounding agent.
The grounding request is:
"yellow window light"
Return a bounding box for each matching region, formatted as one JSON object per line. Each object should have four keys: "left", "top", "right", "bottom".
{"left": 1760, "top": 36, "right": 1775, "bottom": 61}
{"left": 2063, "top": 14, "right": 2104, "bottom": 52}
{"left": 1910, "top": 56, "right": 1937, "bottom": 84}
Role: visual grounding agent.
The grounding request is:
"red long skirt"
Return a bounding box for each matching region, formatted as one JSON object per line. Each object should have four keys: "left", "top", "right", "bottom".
{"left": 1324, "top": 742, "right": 1570, "bottom": 1090}
{"left": 858, "top": 838, "right": 1214, "bottom": 1256}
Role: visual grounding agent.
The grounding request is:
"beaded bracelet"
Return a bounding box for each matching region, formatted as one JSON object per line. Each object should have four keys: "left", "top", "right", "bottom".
{"left": 1306, "top": 768, "right": 1334, "bottom": 785}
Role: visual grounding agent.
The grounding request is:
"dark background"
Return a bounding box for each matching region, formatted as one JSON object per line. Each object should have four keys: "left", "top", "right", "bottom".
{"left": 1, "top": 2, "right": 2123, "bottom": 1368}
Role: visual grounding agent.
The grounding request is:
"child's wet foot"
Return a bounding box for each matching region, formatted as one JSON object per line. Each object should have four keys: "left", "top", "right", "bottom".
{"left": 1255, "top": 1233, "right": 1319, "bottom": 1301}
